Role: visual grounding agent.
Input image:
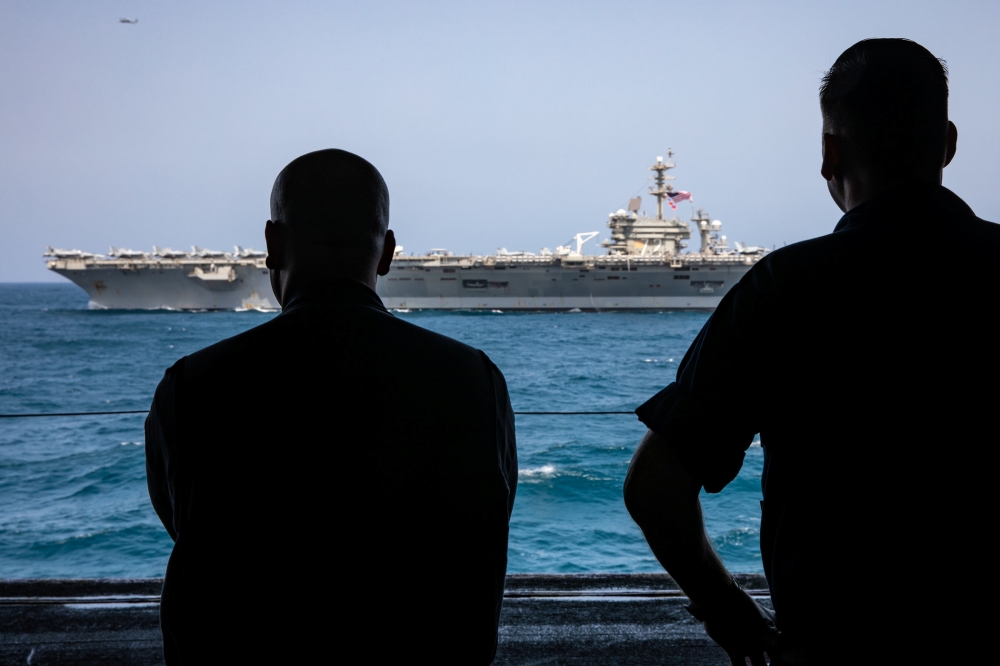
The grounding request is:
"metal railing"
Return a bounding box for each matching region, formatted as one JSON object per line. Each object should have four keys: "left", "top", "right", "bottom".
{"left": 0, "top": 409, "right": 635, "bottom": 419}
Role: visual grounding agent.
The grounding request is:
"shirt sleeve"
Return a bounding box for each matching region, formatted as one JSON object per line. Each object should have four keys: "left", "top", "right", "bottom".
{"left": 635, "top": 270, "right": 774, "bottom": 492}
{"left": 483, "top": 351, "right": 517, "bottom": 519}
{"left": 144, "top": 359, "right": 183, "bottom": 541}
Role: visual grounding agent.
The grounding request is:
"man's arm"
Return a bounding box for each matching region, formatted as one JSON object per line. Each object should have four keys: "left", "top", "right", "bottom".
{"left": 145, "top": 364, "right": 180, "bottom": 542}
{"left": 623, "top": 429, "right": 778, "bottom": 666}
{"left": 487, "top": 353, "right": 517, "bottom": 520}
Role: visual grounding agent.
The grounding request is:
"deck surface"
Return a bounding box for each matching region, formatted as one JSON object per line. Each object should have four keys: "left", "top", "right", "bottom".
{"left": 0, "top": 574, "right": 770, "bottom": 665}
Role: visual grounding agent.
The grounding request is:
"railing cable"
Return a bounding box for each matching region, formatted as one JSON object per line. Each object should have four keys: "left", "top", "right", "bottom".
{"left": 516, "top": 411, "right": 633, "bottom": 415}
{"left": 0, "top": 410, "right": 151, "bottom": 419}
{"left": 0, "top": 409, "right": 635, "bottom": 419}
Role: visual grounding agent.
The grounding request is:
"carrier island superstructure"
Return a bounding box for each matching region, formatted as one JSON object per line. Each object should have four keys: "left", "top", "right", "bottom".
{"left": 45, "top": 154, "right": 768, "bottom": 310}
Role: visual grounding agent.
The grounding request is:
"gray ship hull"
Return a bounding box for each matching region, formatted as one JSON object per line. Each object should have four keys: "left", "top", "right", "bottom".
{"left": 377, "top": 295, "right": 725, "bottom": 309}
{"left": 376, "top": 255, "right": 754, "bottom": 310}
{"left": 48, "top": 258, "right": 277, "bottom": 310}
{"left": 48, "top": 256, "right": 754, "bottom": 310}
{"left": 47, "top": 254, "right": 756, "bottom": 311}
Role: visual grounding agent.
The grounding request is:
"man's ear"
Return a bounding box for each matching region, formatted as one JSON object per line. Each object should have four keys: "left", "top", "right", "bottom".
{"left": 377, "top": 229, "right": 396, "bottom": 276}
{"left": 944, "top": 121, "right": 958, "bottom": 168}
{"left": 821, "top": 133, "right": 841, "bottom": 182}
{"left": 264, "top": 220, "right": 285, "bottom": 270}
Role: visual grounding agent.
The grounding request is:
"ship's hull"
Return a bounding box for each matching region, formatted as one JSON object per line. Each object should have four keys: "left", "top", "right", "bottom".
{"left": 48, "top": 259, "right": 277, "bottom": 310}
{"left": 377, "top": 295, "right": 724, "bottom": 309}
{"left": 48, "top": 253, "right": 757, "bottom": 311}
{"left": 376, "top": 256, "right": 755, "bottom": 310}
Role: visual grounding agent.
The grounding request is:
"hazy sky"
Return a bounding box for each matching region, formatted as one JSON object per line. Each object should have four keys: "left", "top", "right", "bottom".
{"left": 2, "top": 0, "right": 998, "bottom": 282}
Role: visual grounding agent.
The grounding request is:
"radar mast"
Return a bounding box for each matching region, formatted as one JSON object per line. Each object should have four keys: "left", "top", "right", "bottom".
{"left": 648, "top": 150, "right": 676, "bottom": 221}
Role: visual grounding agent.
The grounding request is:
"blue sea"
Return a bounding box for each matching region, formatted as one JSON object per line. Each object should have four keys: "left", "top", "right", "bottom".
{"left": 0, "top": 283, "right": 764, "bottom": 578}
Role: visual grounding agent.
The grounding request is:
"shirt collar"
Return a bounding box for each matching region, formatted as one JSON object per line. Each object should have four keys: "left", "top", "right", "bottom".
{"left": 280, "top": 279, "right": 390, "bottom": 315}
{"left": 833, "top": 181, "right": 977, "bottom": 233}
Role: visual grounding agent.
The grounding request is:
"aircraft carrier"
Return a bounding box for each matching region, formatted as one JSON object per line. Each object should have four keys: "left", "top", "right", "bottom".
{"left": 45, "top": 154, "right": 768, "bottom": 310}
{"left": 44, "top": 245, "right": 277, "bottom": 310}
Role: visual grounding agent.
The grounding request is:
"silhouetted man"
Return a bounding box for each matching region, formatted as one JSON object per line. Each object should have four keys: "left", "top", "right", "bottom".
{"left": 624, "top": 39, "right": 998, "bottom": 664}
{"left": 145, "top": 149, "right": 517, "bottom": 664}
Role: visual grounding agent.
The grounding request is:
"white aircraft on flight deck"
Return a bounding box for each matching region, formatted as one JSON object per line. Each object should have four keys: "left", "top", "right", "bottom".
{"left": 43, "top": 247, "right": 102, "bottom": 259}
{"left": 734, "top": 241, "right": 769, "bottom": 255}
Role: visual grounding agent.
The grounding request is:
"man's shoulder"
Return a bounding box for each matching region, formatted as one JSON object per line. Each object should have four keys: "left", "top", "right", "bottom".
{"left": 176, "top": 303, "right": 493, "bottom": 383}
{"left": 372, "top": 311, "right": 494, "bottom": 375}
{"left": 747, "top": 194, "right": 1000, "bottom": 288}
{"left": 738, "top": 233, "right": 844, "bottom": 294}
{"left": 962, "top": 214, "right": 1000, "bottom": 244}
{"left": 177, "top": 312, "right": 289, "bottom": 377}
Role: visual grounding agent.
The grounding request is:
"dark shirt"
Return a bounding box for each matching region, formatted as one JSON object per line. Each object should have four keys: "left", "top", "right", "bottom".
{"left": 145, "top": 280, "right": 517, "bottom": 664}
{"left": 637, "top": 183, "right": 999, "bottom": 657}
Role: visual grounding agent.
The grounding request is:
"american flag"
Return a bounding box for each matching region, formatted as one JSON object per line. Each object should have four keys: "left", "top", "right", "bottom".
{"left": 665, "top": 191, "right": 692, "bottom": 210}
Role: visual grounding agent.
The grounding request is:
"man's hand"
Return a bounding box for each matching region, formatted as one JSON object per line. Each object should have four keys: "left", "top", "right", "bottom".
{"left": 624, "top": 431, "right": 781, "bottom": 665}
{"left": 687, "top": 583, "right": 780, "bottom": 666}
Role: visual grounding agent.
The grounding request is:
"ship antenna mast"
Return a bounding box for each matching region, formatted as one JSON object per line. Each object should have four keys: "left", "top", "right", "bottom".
{"left": 648, "top": 149, "right": 676, "bottom": 221}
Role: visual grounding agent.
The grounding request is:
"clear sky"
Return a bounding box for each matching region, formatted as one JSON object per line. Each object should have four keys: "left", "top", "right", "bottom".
{"left": 2, "top": 0, "right": 997, "bottom": 281}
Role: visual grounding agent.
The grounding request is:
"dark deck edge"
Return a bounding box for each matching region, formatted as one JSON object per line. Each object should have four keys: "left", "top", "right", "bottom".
{"left": 0, "top": 573, "right": 769, "bottom": 601}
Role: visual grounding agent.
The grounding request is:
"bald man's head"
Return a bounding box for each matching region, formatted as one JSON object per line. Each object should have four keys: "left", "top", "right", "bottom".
{"left": 271, "top": 149, "right": 389, "bottom": 250}
{"left": 265, "top": 150, "right": 394, "bottom": 302}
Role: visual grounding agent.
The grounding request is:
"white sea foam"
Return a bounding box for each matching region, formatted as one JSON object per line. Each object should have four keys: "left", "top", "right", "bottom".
{"left": 392, "top": 308, "right": 411, "bottom": 313}
{"left": 643, "top": 358, "right": 657, "bottom": 363}
{"left": 491, "top": 309, "right": 504, "bottom": 313}
{"left": 520, "top": 464, "right": 557, "bottom": 478}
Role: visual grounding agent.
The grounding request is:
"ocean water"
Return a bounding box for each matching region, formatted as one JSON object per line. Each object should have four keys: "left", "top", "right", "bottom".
{"left": 0, "top": 283, "right": 764, "bottom": 578}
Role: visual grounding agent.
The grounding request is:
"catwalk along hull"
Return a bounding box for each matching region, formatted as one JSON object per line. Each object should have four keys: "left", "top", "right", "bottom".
{"left": 47, "top": 257, "right": 278, "bottom": 310}
{"left": 375, "top": 255, "right": 755, "bottom": 310}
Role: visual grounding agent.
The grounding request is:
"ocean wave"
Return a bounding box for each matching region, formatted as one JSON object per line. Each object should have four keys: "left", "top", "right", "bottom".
{"left": 3, "top": 284, "right": 771, "bottom": 576}
{"left": 712, "top": 526, "right": 761, "bottom": 549}
{"left": 519, "top": 464, "right": 557, "bottom": 478}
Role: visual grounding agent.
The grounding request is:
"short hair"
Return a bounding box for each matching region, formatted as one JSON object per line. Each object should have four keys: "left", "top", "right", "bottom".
{"left": 270, "top": 149, "right": 389, "bottom": 253}
{"left": 820, "top": 39, "right": 949, "bottom": 178}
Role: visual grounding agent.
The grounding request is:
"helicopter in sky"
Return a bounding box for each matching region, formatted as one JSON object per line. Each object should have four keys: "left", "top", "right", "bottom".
{"left": 119, "top": 18, "right": 138, "bottom": 24}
